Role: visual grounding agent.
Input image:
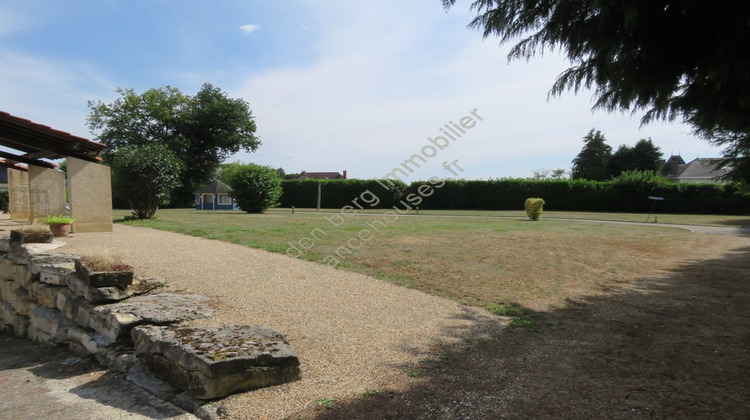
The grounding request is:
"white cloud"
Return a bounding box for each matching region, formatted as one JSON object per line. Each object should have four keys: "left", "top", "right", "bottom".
{"left": 239, "top": 24, "right": 259, "bottom": 34}
{"left": 227, "top": 1, "right": 719, "bottom": 179}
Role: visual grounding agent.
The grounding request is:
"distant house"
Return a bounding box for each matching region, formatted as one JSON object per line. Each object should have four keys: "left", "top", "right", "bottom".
{"left": 297, "top": 170, "right": 347, "bottom": 180}
{"left": 661, "top": 155, "right": 731, "bottom": 183}
{"left": 193, "top": 180, "right": 237, "bottom": 210}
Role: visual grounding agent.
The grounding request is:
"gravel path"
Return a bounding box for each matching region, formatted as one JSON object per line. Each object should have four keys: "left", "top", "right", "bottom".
{"left": 60, "top": 225, "right": 502, "bottom": 419}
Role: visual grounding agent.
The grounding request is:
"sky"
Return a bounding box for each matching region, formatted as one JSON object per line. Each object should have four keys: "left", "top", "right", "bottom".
{"left": 0, "top": 0, "right": 723, "bottom": 181}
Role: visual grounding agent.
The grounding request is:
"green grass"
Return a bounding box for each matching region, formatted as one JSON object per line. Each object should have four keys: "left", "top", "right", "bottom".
{"left": 315, "top": 397, "right": 336, "bottom": 409}
{"left": 266, "top": 208, "right": 750, "bottom": 227}
{"left": 116, "top": 208, "right": 739, "bottom": 311}
{"left": 487, "top": 303, "right": 543, "bottom": 331}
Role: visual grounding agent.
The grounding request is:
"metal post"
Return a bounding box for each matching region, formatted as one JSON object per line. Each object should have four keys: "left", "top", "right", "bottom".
{"left": 316, "top": 184, "right": 321, "bottom": 212}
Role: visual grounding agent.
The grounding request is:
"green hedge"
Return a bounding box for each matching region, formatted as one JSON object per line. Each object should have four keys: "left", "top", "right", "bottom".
{"left": 280, "top": 179, "right": 407, "bottom": 209}
{"left": 279, "top": 178, "right": 749, "bottom": 214}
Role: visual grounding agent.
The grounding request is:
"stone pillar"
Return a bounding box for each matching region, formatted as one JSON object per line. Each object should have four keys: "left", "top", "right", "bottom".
{"left": 8, "top": 169, "right": 30, "bottom": 220}
{"left": 67, "top": 157, "right": 113, "bottom": 233}
{"left": 28, "top": 166, "right": 67, "bottom": 224}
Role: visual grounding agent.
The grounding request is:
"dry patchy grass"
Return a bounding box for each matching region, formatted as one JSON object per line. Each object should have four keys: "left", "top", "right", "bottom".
{"left": 119, "top": 209, "right": 723, "bottom": 311}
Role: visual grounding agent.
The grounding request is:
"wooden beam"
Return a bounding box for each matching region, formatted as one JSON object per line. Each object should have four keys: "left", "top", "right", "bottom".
{"left": 0, "top": 151, "right": 56, "bottom": 169}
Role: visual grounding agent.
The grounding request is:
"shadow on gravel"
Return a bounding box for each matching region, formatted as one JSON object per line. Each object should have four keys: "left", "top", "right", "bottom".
{"left": 300, "top": 246, "right": 750, "bottom": 419}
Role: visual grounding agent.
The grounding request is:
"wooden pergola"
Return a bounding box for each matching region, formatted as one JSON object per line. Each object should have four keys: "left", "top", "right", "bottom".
{"left": 0, "top": 111, "right": 113, "bottom": 232}
{"left": 0, "top": 111, "right": 105, "bottom": 168}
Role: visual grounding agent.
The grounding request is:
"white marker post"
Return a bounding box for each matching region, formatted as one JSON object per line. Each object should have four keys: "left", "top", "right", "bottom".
{"left": 646, "top": 196, "right": 665, "bottom": 223}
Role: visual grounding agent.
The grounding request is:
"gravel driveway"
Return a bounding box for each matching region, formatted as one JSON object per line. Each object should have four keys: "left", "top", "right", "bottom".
{"left": 60, "top": 224, "right": 503, "bottom": 419}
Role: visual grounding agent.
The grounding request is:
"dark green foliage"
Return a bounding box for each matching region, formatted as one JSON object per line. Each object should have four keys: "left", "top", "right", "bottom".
{"left": 571, "top": 129, "right": 611, "bottom": 180}
{"left": 280, "top": 179, "right": 407, "bottom": 209}
{"left": 277, "top": 175, "right": 749, "bottom": 214}
{"left": 608, "top": 138, "right": 663, "bottom": 177}
{"left": 109, "top": 144, "right": 183, "bottom": 219}
{"left": 402, "top": 177, "right": 747, "bottom": 214}
{"left": 0, "top": 190, "right": 8, "bottom": 213}
{"left": 443, "top": 0, "right": 750, "bottom": 183}
{"left": 87, "top": 83, "right": 260, "bottom": 206}
{"left": 226, "top": 164, "right": 282, "bottom": 213}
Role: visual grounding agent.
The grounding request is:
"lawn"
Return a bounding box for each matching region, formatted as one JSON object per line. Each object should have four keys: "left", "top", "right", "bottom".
{"left": 116, "top": 208, "right": 736, "bottom": 310}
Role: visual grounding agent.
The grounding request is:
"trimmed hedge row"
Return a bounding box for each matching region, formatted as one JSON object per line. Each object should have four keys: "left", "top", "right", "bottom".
{"left": 279, "top": 179, "right": 407, "bottom": 209}
{"left": 280, "top": 178, "right": 750, "bottom": 214}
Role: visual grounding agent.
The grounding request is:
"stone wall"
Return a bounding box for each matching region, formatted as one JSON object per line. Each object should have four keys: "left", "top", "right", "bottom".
{"left": 0, "top": 236, "right": 300, "bottom": 413}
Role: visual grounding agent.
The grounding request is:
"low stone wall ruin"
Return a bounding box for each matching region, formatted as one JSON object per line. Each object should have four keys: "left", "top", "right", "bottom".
{"left": 0, "top": 236, "right": 301, "bottom": 415}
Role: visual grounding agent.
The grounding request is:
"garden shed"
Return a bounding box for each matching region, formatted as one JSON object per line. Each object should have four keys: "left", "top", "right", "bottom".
{"left": 194, "top": 180, "right": 236, "bottom": 210}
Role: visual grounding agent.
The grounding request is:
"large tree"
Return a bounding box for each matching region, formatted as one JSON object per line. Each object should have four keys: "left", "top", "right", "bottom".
{"left": 608, "top": 138, "right": 663, "bottom": 177}
{"left": 443, "top": 0, "right": 750, "bottom": 182}
{"left": 87, "top": 83, "right": 260, "bottom": 206}
{"left": 571, "top": 129, "right": 611, "bottom": 181}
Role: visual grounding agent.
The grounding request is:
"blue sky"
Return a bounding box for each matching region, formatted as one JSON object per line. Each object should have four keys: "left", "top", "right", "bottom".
{"left": 0, "top": 0, "right": 722, "bottom": 180}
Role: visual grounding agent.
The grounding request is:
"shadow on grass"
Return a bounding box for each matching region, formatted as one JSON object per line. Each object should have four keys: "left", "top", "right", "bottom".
{"left": 715, "top": 218, "right": 750, "bottom": 227}
{"left": 302, "top": 246, "right": 750, "bottom": 419}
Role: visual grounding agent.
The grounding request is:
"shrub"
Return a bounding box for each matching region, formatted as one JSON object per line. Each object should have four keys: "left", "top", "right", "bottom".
{"left": 226, "top": 164, "right": 282, "bottom": 213}
{"left": 524, "top": 197, "right": 545, "bottom": 220}
{"left": 110, "top": 143, "right": 184, "bottom": 219}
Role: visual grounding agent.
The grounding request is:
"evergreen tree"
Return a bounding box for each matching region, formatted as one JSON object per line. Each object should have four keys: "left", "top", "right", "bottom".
{"left": 571, "top": 129, "right": 611, "bottom": 180}
{"left": 608, "top": 138, "right": 663, "bottom": 177}
{"left": 443, "top": 0, "right": 750, "bottom": 182}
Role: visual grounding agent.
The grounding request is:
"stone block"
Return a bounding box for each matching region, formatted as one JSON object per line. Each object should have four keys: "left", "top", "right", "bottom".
{"left": 68, "top": 157, "right": 113, "bottom": 233}
{"left": 30, "top": 306, "right": 75, "bottom": 342}
{"left": 9, "top": 285, "right": 37, "bottom": 317}
{"left": 90, "top": 294, "right": 213, "bottom": 343}
{"left": 27, "top": 282, "right": 63, "bottom": 308}
{"left": 56, "top": 288, "right": 94, "bottom": 327}
{"left": 66, "top": 272, "right": 166, "bottom": 304}
{"left": 0, "top": 237, "right": 10, "bottom": 253}
{"left": 66, "top": 326, "right": 135, "bottom": 371}
{"left": 8, "top": 242, "right": 66, "bottom": 265}
{"left": 8, "top": 168, "right": 30, "bottom": 220}
{"left": 132, "top": 324, "right": 301, "bottom": 399}
{"left": 27, "top": 325, "right": 53, "bottom": 343}
{"left": 28, "top": 165, "right": 67, "bottom": 223}
{"left": 1, "top": 301, "right": 29, "bottom": 337}
{"left": 75, "top": 260, "right": 134, "bottom": 288}
{"left": 0, "top": 257, "right": 30, "bottom": 285}
{"left": 29, "top": 254, "right": 78, "bottom": 285}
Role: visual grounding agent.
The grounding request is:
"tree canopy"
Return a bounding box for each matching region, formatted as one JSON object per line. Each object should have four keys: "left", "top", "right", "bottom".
{"left": 571, "top": 129, "right": 611, "bottom": 181}
{"left": 443, "top": 0, "right": 750, "bottom": 182}
{"left": 608, "top": 138, "right": 663, "bottom": 178}
{"left": 225, "top": 164, "right": 283, "bottom": 213}
{"left": 110, "top": 143, "right": 183, "bottom": 219}
{"left": 87, "top": 83, "right": 260, "bottom": 205}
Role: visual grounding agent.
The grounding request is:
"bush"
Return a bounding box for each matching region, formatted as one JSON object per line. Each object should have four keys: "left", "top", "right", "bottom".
{"left": 524, "top": 198, "right": 545, "bottom": 220}
{"left": 110, "top": 144, "right": 183, "bottom": 219}
{"left": 226, "top": 164, "right": 282, "bottom": 213}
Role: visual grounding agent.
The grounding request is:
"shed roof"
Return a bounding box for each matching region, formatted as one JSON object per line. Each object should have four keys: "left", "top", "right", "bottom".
{"left": 193, "top": 180, "right": 232, "bottom": 194}
{"left": 0, "top": 111, "right": 106, "bottom": 168}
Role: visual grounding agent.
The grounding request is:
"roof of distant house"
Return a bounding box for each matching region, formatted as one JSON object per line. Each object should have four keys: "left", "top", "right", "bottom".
{"left": 193, "top": 180, "right": 232, "bottom": 194}
{"left": 678, "top": 158, "right": 729, "bottom": 179}
{"left": 662, "top": 156, "right": 729, "bottom": 181}
{"left": 297, "top": 170, "right": 347, "bottom": 180}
